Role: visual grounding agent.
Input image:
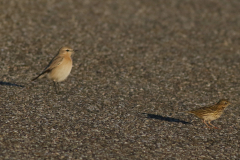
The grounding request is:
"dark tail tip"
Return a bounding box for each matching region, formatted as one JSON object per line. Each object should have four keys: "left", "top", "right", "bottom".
{"left": 31, "top": 76, "right": 38, "bottom": 81}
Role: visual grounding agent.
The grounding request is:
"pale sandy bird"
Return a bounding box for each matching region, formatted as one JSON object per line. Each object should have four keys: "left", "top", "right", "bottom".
{"left": 187, "top": 99, "right": 230, "bottom": 129}
{"left": 32, "top": 46, "right": 76, "bottom": 93}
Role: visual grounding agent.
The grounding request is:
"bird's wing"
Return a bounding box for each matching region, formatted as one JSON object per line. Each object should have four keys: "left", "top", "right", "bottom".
{"left": 43, "top": 56, "right": 63, "bottom": 72}
{"left": 31, "top": 53, "right": 63, "bottom": 81}
{"left": 189, "top": 105, "right": 217, "bottom": 114}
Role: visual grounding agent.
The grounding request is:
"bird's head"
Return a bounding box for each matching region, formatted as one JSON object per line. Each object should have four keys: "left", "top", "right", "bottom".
{"left": 217, "top": 99, "right": 231, "bottom": 108}
{"left": 59, "top": 46, "right": 76, "bottom": 56}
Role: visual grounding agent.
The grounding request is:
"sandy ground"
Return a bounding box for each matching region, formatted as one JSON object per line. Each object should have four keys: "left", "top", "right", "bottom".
{"left": 0, "top": 0, "right": 240, "bottom": 159}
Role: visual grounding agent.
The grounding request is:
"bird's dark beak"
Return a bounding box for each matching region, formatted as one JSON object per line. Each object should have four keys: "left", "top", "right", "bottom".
{"left": 74, "top": 49, "right": 78, "bottom": 52}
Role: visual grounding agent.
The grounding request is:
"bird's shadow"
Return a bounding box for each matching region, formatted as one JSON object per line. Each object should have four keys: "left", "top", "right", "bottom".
{"left": 0, "top": 81, "right": 24, "bottom": 87}
{"left": 143, "top": 113, "right": 191, "bottom": 124}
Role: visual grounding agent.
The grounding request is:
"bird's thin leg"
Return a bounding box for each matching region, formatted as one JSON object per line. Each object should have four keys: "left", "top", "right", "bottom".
{"left": 202, "top": 120, "right": 211, "bottom": 128}
{"left": 208, "top": 121, "right": 219, "bottom": 129}
{"left": 53, "top": 81, "right": 58, "bottom": 94}
{"left": 57, "top": 82, "right": 60, "bottom": 93}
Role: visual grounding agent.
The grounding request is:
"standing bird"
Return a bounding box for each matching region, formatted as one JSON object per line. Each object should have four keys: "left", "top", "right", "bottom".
{"left": 32, "top": 46, "right": 76, "bottom": 93}
{"left": 187, "top": 99, "right": 230, "bottom": 129}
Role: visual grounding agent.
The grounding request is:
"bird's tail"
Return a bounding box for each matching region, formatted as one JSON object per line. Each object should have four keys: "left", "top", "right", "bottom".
{"left": 178, "top": 111, "right": 192, "bottom": 115}
{"left": 31, "top": 73, "right": 45, "bottom": 81}
{"left": 186, "top": 111, "right": 196, "bottom": 115}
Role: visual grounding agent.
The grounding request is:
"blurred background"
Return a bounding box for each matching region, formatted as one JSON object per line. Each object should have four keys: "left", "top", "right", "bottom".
{"left": 0, "top": 0, "right": 240, "bottom": 159}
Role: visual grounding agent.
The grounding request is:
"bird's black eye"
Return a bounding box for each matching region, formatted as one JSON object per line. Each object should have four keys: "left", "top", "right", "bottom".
{"left": 66, "top": 49, "right": 69, "bottom": 52}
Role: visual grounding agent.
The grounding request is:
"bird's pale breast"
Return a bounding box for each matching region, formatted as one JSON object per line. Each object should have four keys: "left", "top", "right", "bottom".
{"left": 202, "top": 112, "right": 221, "bottom": 121}
{"left": 48, "top": 56, "right": 72, "bottom": 82}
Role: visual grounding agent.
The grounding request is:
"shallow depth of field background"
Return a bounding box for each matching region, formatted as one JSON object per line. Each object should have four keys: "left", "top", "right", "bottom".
{"left": 0, "top": 0, "right": 239, "bottom": 159}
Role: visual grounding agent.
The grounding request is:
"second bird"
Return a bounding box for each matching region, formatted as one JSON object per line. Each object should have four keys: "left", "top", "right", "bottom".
{"left": 187, "top": 99, "right": 231, "bottom": 129}
{"left": 32, "top": 46, "right": 76, "bottom": 93}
